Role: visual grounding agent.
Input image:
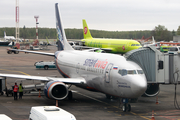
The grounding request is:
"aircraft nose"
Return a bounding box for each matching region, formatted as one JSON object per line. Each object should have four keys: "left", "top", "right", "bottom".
{"left": 131, "top": 76, "right": 147, "bottom": 97}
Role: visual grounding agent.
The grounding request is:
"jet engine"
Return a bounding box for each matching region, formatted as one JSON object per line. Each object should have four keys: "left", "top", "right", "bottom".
{"left": 142, "top": 83, "right": 159, "bottom": 97}
{"left": 44, "top": 81, "right": 68, "bottom": 100}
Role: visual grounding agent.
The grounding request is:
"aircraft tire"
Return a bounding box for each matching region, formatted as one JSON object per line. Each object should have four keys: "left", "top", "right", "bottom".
{"left": 127, "top": 104, "right": 131, "bottom": 112}
{"left": 44, "top": 66, "right": 49, "bottom": 70}
{"left": 122, "top": 104, "right": 127, "bottom": 112}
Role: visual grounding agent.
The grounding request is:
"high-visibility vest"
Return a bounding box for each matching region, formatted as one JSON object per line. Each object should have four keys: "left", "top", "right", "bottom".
{"left": 19, "top": 85, "right": 23, "bottom": 92}
{"left": 13, "top": 85, "right": 18, "bottom": 92}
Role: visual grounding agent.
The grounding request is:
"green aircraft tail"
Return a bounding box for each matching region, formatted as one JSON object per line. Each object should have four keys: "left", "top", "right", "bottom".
{"left": 82, "top": 19, "right": 93, "bottom": 39}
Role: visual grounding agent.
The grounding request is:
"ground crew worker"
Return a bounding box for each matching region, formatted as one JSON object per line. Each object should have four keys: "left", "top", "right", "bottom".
{"left": 13, "top": 83, "right": 18, "bottom": 100}
{"left": 19, "top": 83, "right": 23, "bottom": 99}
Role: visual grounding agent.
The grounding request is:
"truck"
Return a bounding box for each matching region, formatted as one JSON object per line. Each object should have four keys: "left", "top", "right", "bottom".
{"left": 34, "top": 61, "right": 56, "bottom": 70}
{"left": 7, "top": 46, "right": 19, "bottom": 54}
{"left": 29, "top": 106, "right": 76, "bottom": 120}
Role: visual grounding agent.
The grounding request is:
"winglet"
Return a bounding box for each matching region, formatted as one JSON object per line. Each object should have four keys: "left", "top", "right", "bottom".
{"left": 55, "top": 3, "right": 73, "bottom": 51}
{"left": 82, "top": 19, "right": 93, "bottom": 39}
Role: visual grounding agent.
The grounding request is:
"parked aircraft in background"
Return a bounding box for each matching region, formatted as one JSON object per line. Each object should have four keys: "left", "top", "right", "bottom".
{"left": 0, "top": 3, "right": 147, "bottom": 112}
{"left": 143, "top": 36, "right": 159, "bottom": 47}
{"left": 4, "top": 31, "right": 15, "bottom": 41}
{"left": 77, "top": 20, "right": 142, "bottom": 54}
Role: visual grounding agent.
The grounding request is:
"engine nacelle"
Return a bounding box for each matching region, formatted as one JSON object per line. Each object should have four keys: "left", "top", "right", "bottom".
{"left": 142, "top": 83, "right": 160, "bottom": 97}
{"left": 44, "top": 81, "right": 68, "bottom": 100}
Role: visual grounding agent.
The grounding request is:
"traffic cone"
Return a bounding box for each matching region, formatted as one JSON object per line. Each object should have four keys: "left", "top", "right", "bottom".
{"left": 56, "top": 100, "right": 58, "bottom": 107}
{"left": 151, "top": 110, "right": 155, "bottom": 120}
{"left": 156, "top": 96, "right": 159, "bottom": 104}
{"left": 38, "top": 90, "right": 41, "bottom": 98}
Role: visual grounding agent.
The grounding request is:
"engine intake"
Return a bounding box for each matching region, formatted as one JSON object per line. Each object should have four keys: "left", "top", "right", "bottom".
{"left": 44, "top": 81, "right": 68, "bottom": 100}
{"left": 142, "top": 83, "right": 159, "bottom": 97}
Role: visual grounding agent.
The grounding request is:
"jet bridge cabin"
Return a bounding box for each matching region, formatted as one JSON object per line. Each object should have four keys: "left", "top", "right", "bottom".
{"left": 125, "top": 46, "right": 180, "bottom": 84}
{"left": 125, "top": 46, "right": 180, "bottom": 97}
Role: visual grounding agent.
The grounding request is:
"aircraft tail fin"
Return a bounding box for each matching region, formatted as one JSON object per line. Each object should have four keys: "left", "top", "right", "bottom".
{"left": 82, "top": 19, "right": 93, "bottom": 39}
{"left": 4, "top": 31, "right": 6, "bottom": 37}
{"left": 55, "top": 3, "right": 73, "bottom": 51}
{"left": 152, "top": 36, "right": 155, "bottom": 44}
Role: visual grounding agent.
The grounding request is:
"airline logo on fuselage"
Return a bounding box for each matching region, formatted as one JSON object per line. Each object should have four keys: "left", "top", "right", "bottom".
{"left": 84, "top": 27, "right": 87, "bottom": 34}
{"left": 83, "top": 59, "right": 108, "bottom": 69}
{"left": 122, "top": 46, "right": 125, "bottom": 50}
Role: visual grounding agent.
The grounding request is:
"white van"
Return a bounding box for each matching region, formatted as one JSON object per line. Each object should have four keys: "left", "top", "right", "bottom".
{"left": 34, "top": 61, "right": 56, "bottom": 70}
{"left": 168, "top": 46, "right": 180, "bottom": 54}
{"left": 29, "top": 106, "right": 76, "bottom": 120}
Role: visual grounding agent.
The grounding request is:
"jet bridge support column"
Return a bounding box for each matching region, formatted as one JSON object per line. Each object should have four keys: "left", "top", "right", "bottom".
{"left": 169, "top": 54, "right": 174, "bottom": 84}
{"left": 0, "top": 77, "right": 6, "bottom": 95}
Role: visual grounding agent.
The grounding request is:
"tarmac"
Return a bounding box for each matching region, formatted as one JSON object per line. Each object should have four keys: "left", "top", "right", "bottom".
{"left": 0, "top": 46, "right": 180, "bottom": 120}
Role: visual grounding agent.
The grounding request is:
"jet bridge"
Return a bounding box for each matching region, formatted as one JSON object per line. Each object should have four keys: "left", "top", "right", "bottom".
{"left": 125, "top": 46, "right": 180, "bottom": 84}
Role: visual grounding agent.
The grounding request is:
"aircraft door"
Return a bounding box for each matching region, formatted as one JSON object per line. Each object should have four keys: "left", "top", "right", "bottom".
{"left": 105, "top": 63, "right": 113, "bottom": 83}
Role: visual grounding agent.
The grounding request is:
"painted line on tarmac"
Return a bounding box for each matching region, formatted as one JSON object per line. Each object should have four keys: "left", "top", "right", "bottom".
{"left": 0, "top": 69, "right": 30, "bottom": 76}
{"left": 76, "top": 92, "right": 151, "bottom": 120}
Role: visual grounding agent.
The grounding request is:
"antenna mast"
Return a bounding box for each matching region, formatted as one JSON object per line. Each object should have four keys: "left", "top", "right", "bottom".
{"left": 15, "top": 0, "right": 19, "bottom": 42}
{"left": 34, "top": 16, "right": 39, "bottom": 40}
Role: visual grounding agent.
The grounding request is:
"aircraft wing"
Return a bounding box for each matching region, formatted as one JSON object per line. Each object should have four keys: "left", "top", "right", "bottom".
{"left": 7, "top": 48, "right": 54, "bottom": 56}
{"left": 100, "top": 48, "right": 113, "bottom": 53}
{"left": 0, "top": 73, "right": 86, "bottom": 84}
{"left": 76, "top": 46, "right": 112, "bottom": 53}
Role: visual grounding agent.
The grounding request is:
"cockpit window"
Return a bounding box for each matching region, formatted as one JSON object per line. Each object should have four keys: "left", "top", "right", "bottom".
{"left": 118, "top": 69, "right": 138, "bottom": 76}
{"left": 137, "top": 70, "right": 144, "bottom": 74}
{"left": 127, "top": 70, "right": 137, "bottom": 74}
{"left": 136, "top": 44, "right": 141, "bottom": 46}
{"left": 118, "top": 69, "right": 127, "bottom": 76}
{"left": 131, "top": 44, "right": 135, "bottom": 46}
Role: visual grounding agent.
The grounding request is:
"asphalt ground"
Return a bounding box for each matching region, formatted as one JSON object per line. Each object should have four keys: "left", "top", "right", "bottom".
{"left": 0, "top": 46, "right": 180, "bottom": 120}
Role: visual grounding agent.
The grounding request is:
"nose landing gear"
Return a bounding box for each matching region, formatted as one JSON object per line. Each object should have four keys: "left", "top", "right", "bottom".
{"left": 121, "top": 98, "right": 131, "bottom": 112}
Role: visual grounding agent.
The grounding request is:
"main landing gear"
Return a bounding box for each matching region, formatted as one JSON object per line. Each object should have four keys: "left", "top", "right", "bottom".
{"left": 121, "top": 98, "right": 131, "bottom": 112}
{"left": 67, "top": 85, "right": 73, "bottom": 100}
{"left": 68, "top": 90, "right": 73, "bottom": 100}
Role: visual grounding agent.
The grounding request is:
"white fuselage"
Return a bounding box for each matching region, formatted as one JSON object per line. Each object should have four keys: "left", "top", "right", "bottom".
{"left": 55, "top": 50, "right": 147, "bottom": 98}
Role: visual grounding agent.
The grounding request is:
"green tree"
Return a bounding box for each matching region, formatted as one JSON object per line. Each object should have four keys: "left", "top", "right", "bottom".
{"left": 176, "top": 26, "right": 180, "bottom": 35}
{"left": 152, "top": 25, "right": 172, "bottom": 41}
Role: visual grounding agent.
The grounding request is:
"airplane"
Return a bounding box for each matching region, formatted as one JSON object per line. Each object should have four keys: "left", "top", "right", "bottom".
{"left": 0, "top": 3, "right": 147, "bottom": 112}
{"left": 143, "top": 36, "right": 160, "bottom": 47}
{"left": 76, "top": 20, "right": 142, "bottom": 54}
{"left": 4, "top": 31, "right": 15, "bottom": 41}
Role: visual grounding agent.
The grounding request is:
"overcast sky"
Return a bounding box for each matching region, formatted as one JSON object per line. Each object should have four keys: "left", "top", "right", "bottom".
{"left": 1, "top": 0, "right": 180, "bottom": 31}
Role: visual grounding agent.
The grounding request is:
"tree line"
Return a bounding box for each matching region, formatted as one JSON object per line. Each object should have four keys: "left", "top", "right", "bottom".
{"left": 0, "top": 25, "right": 179, "bottom": 41}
